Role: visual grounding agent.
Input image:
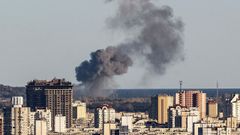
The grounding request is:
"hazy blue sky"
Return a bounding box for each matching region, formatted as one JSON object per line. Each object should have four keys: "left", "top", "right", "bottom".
{"left": 0, "top": 0, "right": 240, "bottom": 88}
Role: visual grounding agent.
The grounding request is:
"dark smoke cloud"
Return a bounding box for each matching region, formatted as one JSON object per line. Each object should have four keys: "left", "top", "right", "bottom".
{"left": 75, "top": 0, "right": 184, "bottom": 97}
{"left": 75, "top": 46, "right": 133, "bottom": 96}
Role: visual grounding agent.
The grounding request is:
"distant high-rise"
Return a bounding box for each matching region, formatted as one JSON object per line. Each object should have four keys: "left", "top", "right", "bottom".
{"left": 149, "top": 95, "right": 174, "bottom": 124}
{"left": 26, "top": 78, "right": 73, "bottom": 129}
{"left": 94, "top": 104, "right": 116, "bottom": 129}
{"left": 26, "top": 81, "right": 47, "bottom": 111}
{"left": 72, "top": 101, "right": 87, "bottom": 120}
{"left": 207, "top": 100, "right": 218, "bottom": 118}
{"left": 11, "top": 97, "right": 35, "bottom": 135}
{"left": 231, "top": 94, "right": 240, "bottom": 123}
{"left": 11, "top": 105, "right": 31, "bottom": 135}
{"left": 175, "top": 90, "right": 206, "bottom": 119}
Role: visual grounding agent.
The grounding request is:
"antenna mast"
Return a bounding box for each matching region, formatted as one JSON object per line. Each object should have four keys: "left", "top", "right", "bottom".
{"left": 179, "top": 80, "right": 183, "bottom": 92}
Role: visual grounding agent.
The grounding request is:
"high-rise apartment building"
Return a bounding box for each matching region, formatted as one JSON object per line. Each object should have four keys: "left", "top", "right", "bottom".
{"left": 11, "top": 96, "right": 32, "bottom": 135}
{"left": 175, "top": 90, "right": 206, "bottom": 119}
{"left": 94, "top": 104, "right": 116, "bottom": 129}
{"left": 11, "top": 106, "right": 31, "bottom": 135}
{"left": 231, "top": 94, "right": 240, "bottom": 123}
{"left": 72, "top": 101, "right": 87, "bottom": 120}
{"left": 26, "top": 78, "right": 73, "bottom": 129}
{"left": 26, "top": 80, "right": 47, "bottom": 111}
{"left": 207, "top": 100, "right": 218, "bottom": 118}
{"left": 150, "top": 95, "right": 174, "bottom": 124}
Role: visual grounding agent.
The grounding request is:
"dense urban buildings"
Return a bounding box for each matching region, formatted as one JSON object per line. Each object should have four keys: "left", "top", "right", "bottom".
{"left": 175, "top": 90, "right": 206, "bottom": 119}
{"left": 3, "top": 82, "right": 240, "bottom": 135}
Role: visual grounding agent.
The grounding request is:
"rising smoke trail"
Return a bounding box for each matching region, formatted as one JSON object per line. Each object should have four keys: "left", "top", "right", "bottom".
{"left": 75, "top": 0, "right": 184, "bottom": 97}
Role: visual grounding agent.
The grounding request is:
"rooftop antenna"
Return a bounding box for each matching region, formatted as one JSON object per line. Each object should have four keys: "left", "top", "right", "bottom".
{"left": 179, "top": 80, "right": 183, "bottom": 92}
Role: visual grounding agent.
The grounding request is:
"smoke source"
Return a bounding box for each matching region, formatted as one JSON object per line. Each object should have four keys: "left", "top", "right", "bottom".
{"left": 75, "top": 0, "right": 184, "bottom": 97}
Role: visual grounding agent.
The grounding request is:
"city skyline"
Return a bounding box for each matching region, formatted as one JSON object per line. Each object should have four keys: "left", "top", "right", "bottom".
{"left": 0, "top": 0, "right": 240, "bottom": 89}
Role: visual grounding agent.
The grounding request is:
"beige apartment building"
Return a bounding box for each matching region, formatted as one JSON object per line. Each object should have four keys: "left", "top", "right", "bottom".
{"left": 150, "top": 95, "right": 174, "bottom": 124}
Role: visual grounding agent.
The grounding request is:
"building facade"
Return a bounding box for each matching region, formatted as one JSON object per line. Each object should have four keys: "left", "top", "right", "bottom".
{"left": 11, "top": 107, "right": 31, "bottom": 135}
{"left": 35, "top": 119, "right": 47, "bottom": 135}
{"left": 150, "top": 95, "right": 174, "bottom": 124}
{"left": 175, "top": 90, "right": 206, "bottom": 119}
{"left": 26, "top": 78, "right": 73, "bottom": 129}
{"left": 94, "top": 104, "right": 116, "bottom": 129}
{"left": 231, "top": 94, "right": 240, "bottom": 123}
{"left": 35, "top": 109, "right": 52, "bottom": 132}
{"left": 54, "top": 115, "right": 66, "bottom": 133}
{"left": 72, "top": 101, "right": 87, "bottom": 120}
{"left": 207, "top": 100, "right": 218, "bottom": 118}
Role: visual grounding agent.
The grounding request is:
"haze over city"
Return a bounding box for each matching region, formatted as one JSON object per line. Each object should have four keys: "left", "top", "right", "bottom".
{"left": 0, "top": 0, "right": 240, "bottom": 89}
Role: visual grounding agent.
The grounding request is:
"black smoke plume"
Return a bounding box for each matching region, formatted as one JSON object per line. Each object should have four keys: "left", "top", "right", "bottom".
{"left": 76, "top": 0, "right": 184, "bottom": 97}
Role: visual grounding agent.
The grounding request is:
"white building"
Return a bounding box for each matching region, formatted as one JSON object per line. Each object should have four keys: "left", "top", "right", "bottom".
{"left": 11, "top": 96, "right": 32, "bottom": 135}
{"left": 168, "top": 106, "right": 200, "bottom": 133}
{"left": 35, "top": 119, "right": 47, "bottom": 135}
{"left": 72, "top": 101, "right": 87, "bottom": 120}
{"left": 103, "top": 123, "right": 116, "bottom": 135}
{"left": 121, "top": 115, "right": 133, "bottom": 132}
{"left": 54, "top": 114, "right": 66, "bottom": 133}
{"left": 35, "top": 109, "right": 52, "bottom": 131}
{"left": 187, "top": 107, "right": 200, "bottom": 133}
{"left": 11, "top": 96, "right": 23, "bottom": 107}
{"left": 94, "top": 104, "right": 115, "bottom": 129}
{"left": 231, "top": 94, "right": 240, "bottom": 123}
{"left": 11, "top": 106, "right": 31, "bottom": 135}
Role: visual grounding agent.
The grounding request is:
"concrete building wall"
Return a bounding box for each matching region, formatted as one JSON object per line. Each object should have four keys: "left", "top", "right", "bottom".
{"left": 54, "top": 115, "right": 66, "bottom": 133}
{"left": 72, "top": 101, "right": 87, "bottom": 120}
{"left": 94, "top": 105, "right": 116, "bottom": 129}
{"left": 208, "top": 101, "right": 218, "bottom": 118}
{"left": 35, "top": 109, "right": 52, "bottom": 132}
{"left": 35, "top": 120, "right": 47, "bottom": 135}
{"left": 121, "top": 115, "right": 133, "bottom": 132}
{"left": 11, "top": 107, "right": 31, "bottom": 135}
